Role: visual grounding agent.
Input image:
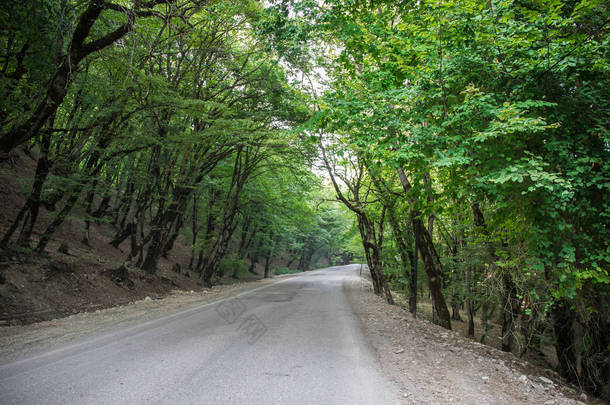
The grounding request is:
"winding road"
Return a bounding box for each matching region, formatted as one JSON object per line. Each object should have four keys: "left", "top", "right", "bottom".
{"left": 0, "top": 265, "right": 400, "bottom": 404}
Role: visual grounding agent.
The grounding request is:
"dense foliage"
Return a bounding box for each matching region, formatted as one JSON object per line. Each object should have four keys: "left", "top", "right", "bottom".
{"left": 1, "top": 0, "right": 608, "bottom": 399}
{"left": 0, "top": 0, "right": 354, "bottom": 283}
{"left": 287, "top": 0, "right": 608, "bottom": 397}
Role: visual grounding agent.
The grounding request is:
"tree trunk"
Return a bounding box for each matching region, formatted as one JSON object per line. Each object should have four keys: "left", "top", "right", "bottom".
{"left": 370, "top": 242, "right": 394, "bottom": 305}
{"left": 388, "top": 206, "right": 416, "bottom": 310}
{"left": 238, "top": 217, "right": 251, "bottom": 258}
{"left": 466, "top": 266, "right": 475, "bottom": 337}
{"left": 500, "top": 274, "right": 519, "bottom": 352}
{"left": 452, "top": 302, "right": 463, "bottom": 321}
{"left": 110, "top": 222, "right": 135, "bottom": 248}
{"left": 1, "top": 132, "right": 52, "bottom": 248}
{"left": 413, "top": 218, "right": 451, "bottom": 329}
{"left": 552, "top": 299, "right": 578, "bottom": 383}
{"left": 298, "top": 241, "right": 315, "bottom": 272}
{"left": 189, "top": 194, "right": 198, "bottom": 269}
{"left": 200, "top": 188, "right": 244, "bottom": 283}
{"left": 141, "top": 230, "right": 163, "bottom": 273}
{"left": 0, "top": 0, "right": 132, "bottom": 156}
{"left": 162, "top": 214, "right": 184, "bottom": 258}
{"left": 36, "top": 121, "right": 115, "bottom": 252}
{"left": 411, "top": 216, "right": 418, "bottom": 317}
{"left": 36, "top": 191, "right": 81, "bottom": 252}
{"left": 247, "top": 237, "right": 263, "bottom": 275}
{"left": 396, "top": 166, "right": 448, "bottom": 326}
{"left": 264, "top": 253, "right": 272, "bottom": 279}
{"left": 355, "top": 210, "right": 393, "bottom": 304}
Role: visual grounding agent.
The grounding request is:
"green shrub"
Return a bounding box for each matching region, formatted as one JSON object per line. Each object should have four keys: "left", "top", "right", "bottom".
{"left": 273, "top": 267, "right": 299, "bottom": 275}
{"left": 218, "top": 257, "right": 249, "bottom": 279}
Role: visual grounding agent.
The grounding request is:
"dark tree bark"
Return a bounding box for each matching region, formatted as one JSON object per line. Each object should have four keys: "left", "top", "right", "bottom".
{"left": 1, "top": 130, "right": 52, "bottom": 248}
{"left": 0, "top": 0, "right": 171, "bottom": 157}
{"left": 411, "top": 216, "right": 419, "bottom": 317}
{"left": 286, "top": 256, "right": 296, "bottom": 269}
{"left": 263, "top": 231, "right": 274, "bottom": 279}
{"left": 200, "top": 145, "right": 265, "bottom": 284}
{"left": 238, "top": 217, "right": 250, "bottom": 254}
{"left": 320, "top": 143, "right": 393, "bottom": 304}
{"left": 36, "top": 190, "right": 81, "bottom": 252}
{"left": 500, "top": 275, "right": 520, "bottom": 352}
{"left": 452, "top": 302, "right": 463, "bottom": 321}
{"left": 201, "top": 148, "right": 248, "bottom": 284}
{"left": 142, "top": 131, "right": 232, "bottom": 274}
{"left": 36, "top": 118, "right": 117, "bottom": 252}
{"left": 188, "top": 194, "right": 198, "bottom": 269}
{"left": 0, "top": 1, "right": 128, "bottom": 155}
{"left": 263, "top": 254, "right": 271, "bottom": 278}
{"left": 395, "top": 166, "right": 451, "bottom": 329}
{"left": 552, "top": 299, "right": 578, "bottom": 383}
{"left": 298, "top": 244, "right": 315, "bottom": 271}
{"left": 413, "top": 217, "right": 451, "bottom": 329}
{"left": 466, "top": 266, "right": 475, "bottom": 337}
{"left": 247, "top": 237, "right": 263, "bottom": 275}
{"left": 162, "top": 214, "right": 184, "bottom": 258}
{"left": 358, "top": 207, "right": 394, "bottom": 304}
{"left": 90, "top": 171, "right": 114, "bottom": 220}
{"left": 112, "top": 181, "right": 134, "bottom": 227}
{"left": 387, "top": 205, "right": 418, "bottom": 314}
{"left": 110, "top": 222, "right": 135, "bottom": 248}
{"left": 92, "top": 192, "right": 112, "bottom": 219}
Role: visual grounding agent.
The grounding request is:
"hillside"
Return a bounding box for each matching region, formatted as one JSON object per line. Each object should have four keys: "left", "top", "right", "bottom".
{"left": 0, "top": 151, "right": 206, "bottom": 324}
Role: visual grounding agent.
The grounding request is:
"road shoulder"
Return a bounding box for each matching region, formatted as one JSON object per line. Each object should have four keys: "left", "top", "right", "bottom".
{"left": 345, "top": 275, "right": 592, "bottom": 405}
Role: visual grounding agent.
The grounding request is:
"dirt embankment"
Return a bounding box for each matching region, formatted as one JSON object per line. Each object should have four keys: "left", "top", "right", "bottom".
{"left": 0, "top": 151, "right": 268, "bottom": 326}
{"left": 347, "top": 276, "right": 597, "bottom": 405}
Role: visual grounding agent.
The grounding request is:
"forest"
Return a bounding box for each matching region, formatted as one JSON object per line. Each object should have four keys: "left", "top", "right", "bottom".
{"left": 0, "top": 0, "right": 608, "bottom": 400}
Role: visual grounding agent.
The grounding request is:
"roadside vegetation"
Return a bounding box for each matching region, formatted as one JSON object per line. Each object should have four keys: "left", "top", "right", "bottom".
{"left": 0, "top": 0, "right": 608, "bottom": 400}
{"left": 275, "top": 0, "right": 608, "bottom": 399}
{"left": 0, "top": 0, "right": 357, "bottom": 281}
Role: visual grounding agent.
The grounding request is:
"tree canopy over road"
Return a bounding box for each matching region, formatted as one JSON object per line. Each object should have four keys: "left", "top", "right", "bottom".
{"left": 1, "top": 0, "right": 608, "bottom": 399}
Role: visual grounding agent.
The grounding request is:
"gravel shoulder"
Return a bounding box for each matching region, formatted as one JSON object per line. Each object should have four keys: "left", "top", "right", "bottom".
{"left": 0, "top": 274, "right": 298, "bottom": 364}
{"left": 346, "top": 275, "right": 594, "bottom": 405}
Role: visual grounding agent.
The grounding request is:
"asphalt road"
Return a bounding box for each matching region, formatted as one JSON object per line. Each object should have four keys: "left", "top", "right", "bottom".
{"left": 0, "top": 265, "right": 399, "bottom": 404}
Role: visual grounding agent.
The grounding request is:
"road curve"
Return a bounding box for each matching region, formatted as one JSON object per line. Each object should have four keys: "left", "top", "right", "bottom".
{"left": 0, "top": 265, "right": 400, "bottom": 404}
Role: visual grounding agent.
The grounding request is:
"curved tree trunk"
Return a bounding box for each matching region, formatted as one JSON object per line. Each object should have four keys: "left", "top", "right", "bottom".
{"left": 413, "top": 218, "right": 451, "bottom": 329}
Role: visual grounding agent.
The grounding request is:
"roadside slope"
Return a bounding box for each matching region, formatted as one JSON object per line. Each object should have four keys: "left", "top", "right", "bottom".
{"left": 347, "top": 275, "right": 595, "bottom": 405}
